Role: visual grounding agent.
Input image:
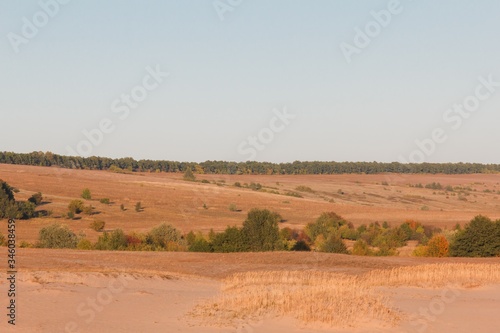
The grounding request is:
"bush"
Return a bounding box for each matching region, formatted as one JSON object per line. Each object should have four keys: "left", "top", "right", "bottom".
{"left": 0, "top": 232, "right": 5, "bottom": 246}
{"left": 68, "top": 200, "right": 84, "bottom": 214}
{"left": 38, "top": 224, "right": 77, "bottom": 249}
{"left": 120, "top": 204, "right": 126, "bottom": 211}
{"left": 189, "top": 238, "right": 212, "bottom": 252}
{"left": 81, "top": 188, "right": 92, "bottom": 200}
{"left": 295, "top": 185, "right": 314, "bottom": 193}
{"left": 285, "top": 191, "right": 303, "bottom": 198}
{"left": 99, "top": 198, "right": 110, "bottom": 204}
{"left": 426, "top": 234, "right": 449, "bottom": 257}
{"left": 126, "top": 232, "right": 145, "bottom": 250}
{"left": 234, "top": 182, "right": 241, "bottom": 187}
{"left": 249, "top": 182, "right": 262, "bottom": 191}
{"left": 449, "top": 215, "right": 500, "bottom": 257}
{"left": 425, "top": 182, "right": 443, "bottom": 190}
{"left": 28, "top": 192, "right": 43, "bottom": 205}
{"left": 135, "top": 202, "right": 143, "bottom": 212}
{"left": 15, "top": 201, "right": 36, "bottom": 219}
{"left": 19, "top": 241, "right": 33, "bottom": 248}
{"left": 305, "top": 212, "right": 347, "bottom": 243}
{"left": 318, "top": 233, "right": 348, "bottom": 254}
{"left": 229, "top": 203, "right": 238, "bottom": 212}
{"left": 147, "top": 223, "right": 183, "bottom": 250}
{"left": 352, "top": 239, "right": 373, "bottom": 256}
{"left": 77, "top": 238, "right": 93, "bottom": 250}
{"left": 95, "top": 229, "right": 128, "bottom": 250}
{"left": 90, "top": 220, "right": 106, "bottom": 232}
{"left": 413, "top": 245, "right": 428, "bottom": 257}
{"left": 83, "top": 205, "right": 94, "bottom": 215}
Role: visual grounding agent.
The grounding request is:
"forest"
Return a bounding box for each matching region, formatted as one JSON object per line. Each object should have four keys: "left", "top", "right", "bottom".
{"left": 1, "top": 151, "right": 500, "bottom": 175}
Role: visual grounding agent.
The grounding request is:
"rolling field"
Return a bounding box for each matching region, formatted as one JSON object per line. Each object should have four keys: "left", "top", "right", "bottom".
{"left": 1, "top": 163, "right": 499, "bottom": 243}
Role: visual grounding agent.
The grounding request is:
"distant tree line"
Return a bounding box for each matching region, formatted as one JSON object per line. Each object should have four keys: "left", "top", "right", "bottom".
{"left": 1, "top": 151, "right": 500, "bottom": 175}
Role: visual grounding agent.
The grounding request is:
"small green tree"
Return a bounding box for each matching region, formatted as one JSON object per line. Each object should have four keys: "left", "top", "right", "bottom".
{"left": 81, "top": 188, "right": 92, "bottom": 200}
{"left": 241, "top": 209, "right": 282, "bottom": 252}
{"left": 135, "top": 202, "right": 142, "bottom": 212}
{"left": 183, "top": 168, "right": 196, "bottom": 181}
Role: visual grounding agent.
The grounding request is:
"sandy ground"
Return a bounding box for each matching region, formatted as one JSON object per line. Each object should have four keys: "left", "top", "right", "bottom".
{"left": 0, "top": 250, "right": 499, "bottom": 333}
{"left": 0, "top": 272, "right": 499, "bottom": 333}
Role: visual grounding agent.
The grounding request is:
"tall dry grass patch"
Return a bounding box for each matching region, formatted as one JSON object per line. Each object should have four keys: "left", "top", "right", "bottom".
{"left": 194, "top": 270, "right": 398, "bottom": 327}
{"left": 364, "top": 263, "right": 500, "bottom": 288}
{"left": 192, "top": 264, "right": 500, "bottom": 328}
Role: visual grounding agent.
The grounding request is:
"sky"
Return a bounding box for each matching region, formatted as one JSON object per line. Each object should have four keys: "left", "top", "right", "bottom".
{"left": 1, "top": 0, "right": 499, "bottom": 163}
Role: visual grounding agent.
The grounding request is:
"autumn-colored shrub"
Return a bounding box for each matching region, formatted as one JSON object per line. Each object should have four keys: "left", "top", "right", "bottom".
{"left": 426, "top": 234, "right": 449, "bottom": 257}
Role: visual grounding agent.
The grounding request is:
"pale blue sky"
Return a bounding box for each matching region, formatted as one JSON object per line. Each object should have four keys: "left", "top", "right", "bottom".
{"left": 1, "top": 0, "right": 499, "bottom": 163}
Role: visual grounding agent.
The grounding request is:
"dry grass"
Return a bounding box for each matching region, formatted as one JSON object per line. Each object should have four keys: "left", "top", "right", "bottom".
{"left": 194, "top": 270, "right": 399, "bottom": 328}
{"left": 364, "top": 263, "right": 500, "bottom": 288}
{"left": 193, "top": 263, "right": 500, "bottom": 328}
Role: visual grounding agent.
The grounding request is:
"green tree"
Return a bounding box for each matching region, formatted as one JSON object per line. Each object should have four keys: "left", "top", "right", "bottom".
{"left": 211, "top": 226, "right": 249, "bottom": 253}
{"left": 450, "top": 215, "right": 500, "bottom": 257}
{"left": 242, "top": 209, "right": 282, "bottom": 251}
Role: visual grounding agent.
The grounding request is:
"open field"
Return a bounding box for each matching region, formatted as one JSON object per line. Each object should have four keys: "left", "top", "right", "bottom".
{"left": 1, "top": 164, "right": 500, "bottom": 243}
